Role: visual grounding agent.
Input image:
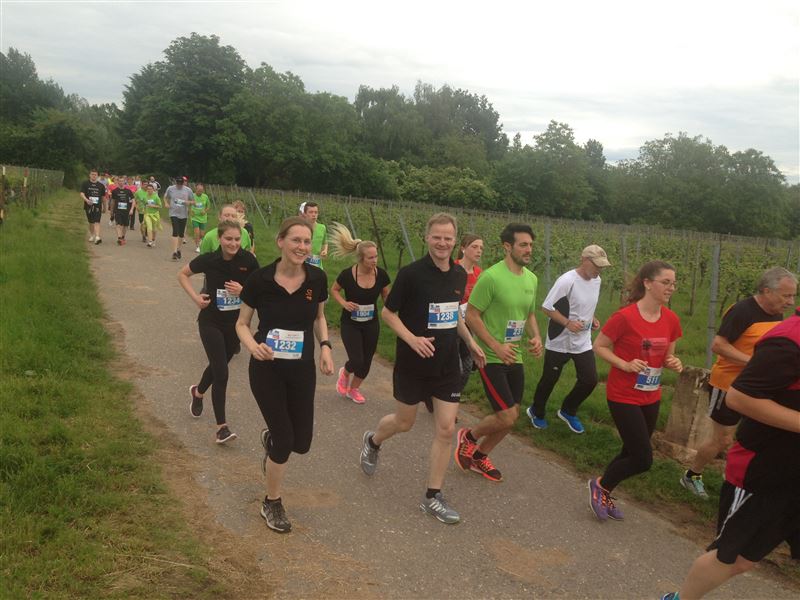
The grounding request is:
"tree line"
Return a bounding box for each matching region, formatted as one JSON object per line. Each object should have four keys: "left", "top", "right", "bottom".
{"left": 1, "top": 35, "right": 797, "bottom": 239}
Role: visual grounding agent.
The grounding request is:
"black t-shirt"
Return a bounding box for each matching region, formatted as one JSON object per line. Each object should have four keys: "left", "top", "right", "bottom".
{"left": 240, "top": 260, "right": 328, "bottom": 361}
{"left": 189, "top": 249, "right": 260, "bottom": 324}
{"left": 111, "top": 187, "right": 134, "bottom": 212}
{"left": 717, "top": 296, "right": 781, "bottom": 343}
{"left": 335, "top": 265, "right": 391, "bottom": 326}
{"left": 728, "top": 313, "right": 800, "bottom": 492}
{"left": 81, "top": 180, "right": 106, "bottom": 209}
{"left": 384, "top": 253, "right": 466, "bottom": 376}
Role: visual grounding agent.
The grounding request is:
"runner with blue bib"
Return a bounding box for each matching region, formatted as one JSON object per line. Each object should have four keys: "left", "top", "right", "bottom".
{"left": 178, "top": 220, "right": 259, "bottom": 445}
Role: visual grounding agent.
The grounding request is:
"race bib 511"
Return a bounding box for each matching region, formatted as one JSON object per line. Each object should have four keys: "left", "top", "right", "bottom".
{"left": 634, "top": 366, "right": 663, "bottom": 391}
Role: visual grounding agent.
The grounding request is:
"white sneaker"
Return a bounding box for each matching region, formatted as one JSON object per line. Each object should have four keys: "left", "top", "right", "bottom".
{"left": 195, "top": 246, "right": 200, "bottom": 253}
{"left": 89, "top": 235, "right": 96, "bottom": 242}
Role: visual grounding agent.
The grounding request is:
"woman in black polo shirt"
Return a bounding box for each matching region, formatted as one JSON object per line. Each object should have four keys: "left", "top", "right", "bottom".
{"left": 329, "top": 223, "right": 391, "bottom": 404}
{"left": 237, "top": 216, "right": 334, "bottom": 534}
{"left": 178, "top": 220, "right": 259, "bottom": 444}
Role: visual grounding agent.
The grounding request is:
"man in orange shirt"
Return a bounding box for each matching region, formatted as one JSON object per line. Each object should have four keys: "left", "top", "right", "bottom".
{"left": 680, "top": 267, "right": 796, "bottom": 499}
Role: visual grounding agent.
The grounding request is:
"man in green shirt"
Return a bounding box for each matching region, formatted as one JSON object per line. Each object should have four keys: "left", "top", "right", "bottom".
{"left": 199, "top": 204, "right": 252, "bottom": 254}
{"left": 191, "top": 183, "right": 210, "bottom": 253}
{"left": 134, "top": 185, "right": 149, "bottom": 242}
{"left": 456, "top": 223, "right": 543, "bottom": 482}
{"left": 303, "top": 202, "right": 328, "bottom": 269}
{"left": 142, "top": 183, "right": 162, "bottom": 247}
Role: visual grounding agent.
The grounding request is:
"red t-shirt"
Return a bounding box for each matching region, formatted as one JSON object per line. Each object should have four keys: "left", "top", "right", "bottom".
{"left": 456, "top": 261, "right": 482, "bottom": 303}
{"left": 601, "top": 303, "right": 682, "bottom": 405}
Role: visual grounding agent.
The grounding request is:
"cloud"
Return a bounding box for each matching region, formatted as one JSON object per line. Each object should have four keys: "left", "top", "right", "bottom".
{"left": 2, "top": 0, "right": 798, "bottom": 181}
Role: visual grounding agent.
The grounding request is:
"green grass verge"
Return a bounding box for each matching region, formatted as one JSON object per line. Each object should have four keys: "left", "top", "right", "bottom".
{"left": 0, "top": 191, "right": 225, "bottom": 599}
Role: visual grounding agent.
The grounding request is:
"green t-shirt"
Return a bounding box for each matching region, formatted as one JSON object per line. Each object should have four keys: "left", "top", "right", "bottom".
{"left": 191, "top": 193, "right": 209, "bottom": 223}
{"left": 199, "top": 227, "right": 252, "bottom": 254}
{"left": 467, "top": 260, "right": 538, "bottom": 364}
{"left": 134, "top": 188, "right": 148, "bottom": 211}
{"left": 311, "top": 222, "right": 327, "bottom": 256}
{"left": 143, "top": 193, "right": 162, "bottom": 216}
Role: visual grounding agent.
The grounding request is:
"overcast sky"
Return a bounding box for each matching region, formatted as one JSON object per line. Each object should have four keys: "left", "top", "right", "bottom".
{"left": 2, "top": 0, "right": 798, "bottom": 181}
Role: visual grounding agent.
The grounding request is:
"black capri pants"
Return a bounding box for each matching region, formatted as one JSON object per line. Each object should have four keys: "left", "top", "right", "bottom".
{"left": 197, "top": 320, "right": 240, "bottom": 425}
{"left": 171, "top": 216, "right": 187, "bottom": 237}
{"left": 600, "top": 399, "right": 660, "bottom": 491}
{"left": 249, "top": 358, "right": 316, "bottom": 465}
{"left": 340, "top": 318, "right": 379, "bottom": 379}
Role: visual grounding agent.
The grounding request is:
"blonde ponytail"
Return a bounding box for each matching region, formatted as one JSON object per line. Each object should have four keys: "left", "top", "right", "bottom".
{"left": 329, "top": 222, "right": 377, "bottom": 261}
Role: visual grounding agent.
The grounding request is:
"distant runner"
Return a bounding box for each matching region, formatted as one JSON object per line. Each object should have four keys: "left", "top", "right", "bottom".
{"left": 79, "top": 169, "right": 105, "bottom": 245}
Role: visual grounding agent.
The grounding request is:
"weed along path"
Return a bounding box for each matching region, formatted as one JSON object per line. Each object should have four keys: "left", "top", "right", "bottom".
{"left": 90, "top": 235, "right": 794, "bottom": 599}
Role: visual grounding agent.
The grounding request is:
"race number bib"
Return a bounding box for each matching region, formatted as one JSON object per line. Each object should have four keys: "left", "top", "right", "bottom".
{"left": 428, "top": 302, "right": 458, "bottom": 330}
{"left": 305, "top": 254, "right": 322, "bottom": 267}
{"left": 89, "top": 196, "right": 100, "bottom": 205}
{"left": 504, "top": 319, "right": 525, "bottom": 343}
{"left": 117, "top": 202, "right": 128, "bottom": 210}
{"left": 634, "top": 366, "right": 663, "bottom": 391}
{"left": 351, "top": 304, "right": 375, "bottom": 322}
{"left": 215, "top": 289, "right": 241, "bottom": 312}
{"left": 147, "top": 199, "right": 157, "bottom": 206}
{"left": 175, "top": 198, "right": 184, "bottom": 206}
{"left": 266, "top": 329, "right": 304, "bottom": 360}
{"left": 459, "top": 302, "right": 469, "bottom": 320}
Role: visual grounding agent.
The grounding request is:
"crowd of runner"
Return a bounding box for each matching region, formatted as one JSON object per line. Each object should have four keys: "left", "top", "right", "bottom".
{"left": 80, "top": 168, "right": 799, "bottom": 599}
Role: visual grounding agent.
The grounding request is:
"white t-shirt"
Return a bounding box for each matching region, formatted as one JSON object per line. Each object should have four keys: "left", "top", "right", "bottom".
{"left": 541, "top": 269, "right": 601, "bottom": 353}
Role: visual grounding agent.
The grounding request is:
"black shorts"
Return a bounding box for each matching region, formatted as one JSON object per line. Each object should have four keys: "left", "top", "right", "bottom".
{"left": 393, "top": 364, "right": 462, "bottom": 406}
{"left": 171, "top": 216, "right": 187, "bottom": 237}
{"left": 708, "top": 481, "right": 800, "bottom": 564}
{"left": 708, "top": 386, "right": 740, "bottom": 427}
{"left": 85, "top": 205, "right": 101, "bottom": 223}
{"left": 478, "top": 363, "right": 524, "bottom": 411}
{"left": 138, "top": 212, "right": 144, "bottom": 224}
{"left": 114, "top": 210, "right": 130, "bottom": 227}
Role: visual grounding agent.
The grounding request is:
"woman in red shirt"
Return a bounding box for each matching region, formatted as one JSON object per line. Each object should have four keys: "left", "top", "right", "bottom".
{"left": 589, "top": 260, "right": 683, "bottom": 521}
{"left": 455, "top": 234, "right": 484, "bottom": 393}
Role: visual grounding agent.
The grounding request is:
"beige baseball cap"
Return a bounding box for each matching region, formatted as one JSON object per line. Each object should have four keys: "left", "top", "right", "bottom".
{"left": 582, "top": 244, "right": 611, "bottom": 267}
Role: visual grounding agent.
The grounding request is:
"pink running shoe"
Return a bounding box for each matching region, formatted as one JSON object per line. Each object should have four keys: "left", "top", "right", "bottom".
{"left": 336, "top": 367, "right": 349, "bottom": 396}
{"left": 347, "top": 388, "right": 366, "bottom": 404}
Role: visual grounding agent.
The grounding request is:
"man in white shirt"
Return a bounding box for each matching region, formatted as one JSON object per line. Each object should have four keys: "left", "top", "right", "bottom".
{"left": 526, "top": 245, "right": 610, "bottom": 434}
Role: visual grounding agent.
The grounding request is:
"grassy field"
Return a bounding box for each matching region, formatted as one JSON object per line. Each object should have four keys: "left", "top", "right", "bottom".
{"left": 0, "top": 191, "right": 230, "bottom": 599}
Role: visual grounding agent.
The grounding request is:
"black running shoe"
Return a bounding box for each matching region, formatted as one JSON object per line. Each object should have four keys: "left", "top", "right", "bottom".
{"left": 260, "top": 498, "right": 291, "bottom": 533}
{"left": 176, "top": 249, "right": 182, "bottom": 259}
{"left": 189, "top": 385, "right": 203, "bottom": 417}
{"left": 215, "top": 425, "right": 237, "bottom": 444}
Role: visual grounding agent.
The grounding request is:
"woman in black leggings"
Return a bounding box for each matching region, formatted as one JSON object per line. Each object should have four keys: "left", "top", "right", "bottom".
{"left": 178, "top": 220, "right": 259, "bottom": 444}
{"left": 329, "top": 223, "right": 391, "bottom": 404}
{"left": 237, "top": 216, "right": 334, "bottom": 534}
{"left": 589, "top": 260, "right": 683, "bottom": 521}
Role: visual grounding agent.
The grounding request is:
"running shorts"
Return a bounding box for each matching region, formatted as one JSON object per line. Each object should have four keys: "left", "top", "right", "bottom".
{"left": 392, "top": 364, "right": 462, "bottom": 406}
{"left": 114, "top": 210, "right": 130, "bottom": 227}
{"left": 708, "top": 481, "right": 800, "bottom": 564}
{"left": 708, "top": 386, "right": 740, "bottom": 427}
{"left": 478, "top": 363, "right": 525, "bottom": 411}
{"left": 85, "top": 205, "right": 102, "bottom": 224}
{"left": 171, "top": 216, "right": 187, "bottom": 237}
{"left": 192, "top": 220, "right": 206, "bottom": 231}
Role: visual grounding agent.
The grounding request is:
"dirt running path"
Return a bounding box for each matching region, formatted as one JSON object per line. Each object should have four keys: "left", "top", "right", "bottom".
{"left": 90, "top": 229, "right": 793, "bottom": 599}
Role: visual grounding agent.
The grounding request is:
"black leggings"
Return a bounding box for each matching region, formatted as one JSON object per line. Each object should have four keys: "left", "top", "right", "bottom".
{"left": 197, "top": 320, "right": 240, "bottom": 424}
{"left": 340, "top": 318, "right": 379, "bottom": 380}
{"left": 457, "top": 338, "right": 474, "bottom": 393}
{"left": 531, "top": 349, "right": 598, "bottom": 418}
{"left": 171, "top": 216, "right": 187, "bottom": 237}
{"left": 249, "top": 359, "right": 316, "bottom": 465}
{"left": 600, "top": 400, "right": 660, "bottom": 491}
{"left": 129, "top": 206, "right": 137, "bottom": 229}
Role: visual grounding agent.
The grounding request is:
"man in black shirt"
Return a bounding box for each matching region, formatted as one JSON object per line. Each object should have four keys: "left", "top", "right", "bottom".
{"left": 79, "top": 169, "right": 106, "bottom": 245}
{"left": 359, "top": 213, "right": 484, "bottom": 525}
{"left": 662, "top": 307, "right": 799, "bottom": 600}
{"left": 110, "top": 183, "right": 135, "bottom": 245}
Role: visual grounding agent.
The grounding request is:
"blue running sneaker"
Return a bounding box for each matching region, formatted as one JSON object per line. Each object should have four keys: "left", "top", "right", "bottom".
{"left": 660, "top": 594, "right": 679, "bottom": 600}
{"left": 526, "top": 405, "right": 548, "bottom": 429}
{"left": 557, "top": 409, "right": 585, "bottom": 434}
